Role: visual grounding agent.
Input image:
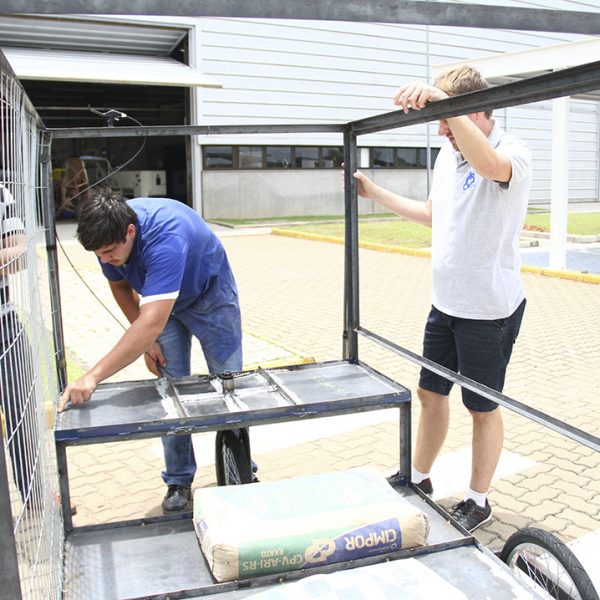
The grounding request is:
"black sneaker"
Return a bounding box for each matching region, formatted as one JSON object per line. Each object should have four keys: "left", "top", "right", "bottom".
{"left": 162, "top": 485, "right": 191, "bottom": 513}
{"left": 414, "top": 478, "right": 433, "bottom": 496}
{"left": 449, "top": 498, "right": 492, "bottom": 532}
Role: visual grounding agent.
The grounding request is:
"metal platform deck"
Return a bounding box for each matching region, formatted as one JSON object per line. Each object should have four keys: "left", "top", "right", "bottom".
{"left": 62, "top": 487, "right": 535, "bottom": 600}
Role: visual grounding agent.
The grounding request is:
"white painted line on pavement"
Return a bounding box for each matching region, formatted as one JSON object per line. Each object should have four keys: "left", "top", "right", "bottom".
{"left": 429, "top": 447, "right": 537, "bottom": 501}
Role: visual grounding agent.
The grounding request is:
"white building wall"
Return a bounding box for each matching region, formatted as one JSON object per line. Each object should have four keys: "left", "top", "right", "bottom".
{"left": 202, "top": 169, "right": 429, "bottom": 220}
{"left": 192, "top": 1, "right": 600, "bottom": 216}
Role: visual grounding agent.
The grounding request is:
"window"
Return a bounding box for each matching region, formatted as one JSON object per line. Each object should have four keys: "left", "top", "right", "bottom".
{"left": 202, "top": 145, "right": 435, "bottom": 170}
{"left": 396, "top": 148, "right": 419, "bottom": 168}
{"left": 423, "top": 147, "right": 441, "bottom": 166}
{"left": 239, "top": 146, "right": 263, "bottom": 169}
{"left": 204, "top": 146, "right": 233, "bottom": 169}
{"left": 369, "top": 147, "right": 439, "bottom": 169}
{"left": 295, "top": 147, "right": 319, "bottom": 168}
{"left": 321, "top": 147, "right": 343, "bottom": 168}
{"left": 372, "top": 148, "right": 395, "bottom": 168}
{"left": 266, "top": 147, "right": 291, "bottom": 168}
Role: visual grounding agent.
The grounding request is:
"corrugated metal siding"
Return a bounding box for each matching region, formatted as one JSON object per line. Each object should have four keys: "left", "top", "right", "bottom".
{"left": 569, "top": 100, "right": 599, "bottom": 201}
{"left": 195, "top": 0, "right": 599, "bottom": 202}
{"left": 198, "top": 19, "right": 428, "bottom": 123}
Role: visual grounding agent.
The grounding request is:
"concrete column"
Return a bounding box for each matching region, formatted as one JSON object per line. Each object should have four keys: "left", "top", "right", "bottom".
{"left": 549, "top": 96, "right": 569, "bottom": 270}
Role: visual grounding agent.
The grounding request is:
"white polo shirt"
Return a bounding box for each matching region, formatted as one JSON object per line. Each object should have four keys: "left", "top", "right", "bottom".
{"left": 429, "top": 123, "right": 532, "bottom": 320}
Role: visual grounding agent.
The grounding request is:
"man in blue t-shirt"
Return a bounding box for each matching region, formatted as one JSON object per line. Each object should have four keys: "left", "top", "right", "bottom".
{"left": 59, "top": 191, "right": 244, "bottom": 512}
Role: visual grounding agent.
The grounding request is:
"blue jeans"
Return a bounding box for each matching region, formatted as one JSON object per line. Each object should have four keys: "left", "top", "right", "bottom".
{"left": 418, "top": 299, "right": 526, "bottom": 412}
{"left": 158, "top": 315, "right": 243, "bottom": 487}
{"left": 1, "top": 311, "right": 38, "bottom": 503}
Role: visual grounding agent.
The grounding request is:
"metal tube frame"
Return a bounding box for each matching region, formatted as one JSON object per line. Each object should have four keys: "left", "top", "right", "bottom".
{"left": 23, "top": 13, "right": 598, "bottom": 599}
{"left": 40, "top": 130, "right": 68, "bottom": 391}
{"left": 45, "top": 58, "right": 600, "bottom": 466}
{"left": 342, "top": 127, "right": 359, "bottom": 362}
{"left": 56, "top": 444, "right": 73, "bottom": 532}
{"left": 48, "top": 61, "right": 600, "bottom": 142}
{"left": 358, "top": 327, "right": 600, "bottom": 454}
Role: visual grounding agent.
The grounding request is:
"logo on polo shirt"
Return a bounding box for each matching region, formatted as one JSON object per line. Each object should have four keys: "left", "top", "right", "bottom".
{"left": 463, "top": 171, "right": 476, "bottom": 191}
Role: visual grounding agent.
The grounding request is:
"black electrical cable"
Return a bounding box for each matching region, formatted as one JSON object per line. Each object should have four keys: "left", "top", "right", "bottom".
{"left": 54, "top": 111, "right": 146, "bottom": 215}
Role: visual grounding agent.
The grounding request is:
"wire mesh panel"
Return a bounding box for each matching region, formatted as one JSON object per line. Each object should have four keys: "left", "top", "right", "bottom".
{"left": 0, "top": 52, "right": 63, "bottom": 599}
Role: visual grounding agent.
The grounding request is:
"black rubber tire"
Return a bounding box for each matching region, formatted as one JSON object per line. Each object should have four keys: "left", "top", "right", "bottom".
{"left": 500, "top": 527, "right": 598, "bottom": 600}
{"left": 215, "top": 429, "right": 253, "bottom": 486}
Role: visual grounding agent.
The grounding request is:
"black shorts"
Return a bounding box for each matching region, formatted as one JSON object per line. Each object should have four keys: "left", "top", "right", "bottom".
{"left": 418, "top": 299, "right": 526, "bottom": 412}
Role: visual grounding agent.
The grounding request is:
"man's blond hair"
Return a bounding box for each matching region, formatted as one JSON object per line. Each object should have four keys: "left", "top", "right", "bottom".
{"left": 433, "top": 65, "right": 492, "bottom": 118}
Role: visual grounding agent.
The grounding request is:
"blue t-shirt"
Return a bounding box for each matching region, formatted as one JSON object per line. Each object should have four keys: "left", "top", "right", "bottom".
{"left": 101, "top": 198, "right": 240, "bottom": 361}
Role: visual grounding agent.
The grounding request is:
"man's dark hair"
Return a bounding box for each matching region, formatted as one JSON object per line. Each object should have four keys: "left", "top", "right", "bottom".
{"left": 77, "top": 189, "right": 138, "bottom": 251}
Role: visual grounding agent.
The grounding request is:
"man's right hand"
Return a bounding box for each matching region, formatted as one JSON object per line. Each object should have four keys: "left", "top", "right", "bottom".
{"left": 393, "top": 82, "right": 448, "bottom": 113}
{"left": 58, "top": 373, "right": 98, "bottom": 412}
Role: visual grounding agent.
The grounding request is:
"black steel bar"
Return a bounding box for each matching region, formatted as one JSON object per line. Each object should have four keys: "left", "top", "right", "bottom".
{"left": 1, "top": 1, "right": 600, "bottom": 35}
{"left": 357, "top": 326, "right": 600, "bottom": 454}
{"left": 399, "top": 403, "right": 411, "bottom": 479}
{"left": 56, "top": 444, "right": 73, "bottom": 533}
{"left": 68, "top": 511, "right": 193, "bottom": 534}
{"left": 48, "top": 60, "right": 600, "bottom": 143}
{"left": 49, "top": 123, "right": 344, "bottom": 140}
{"left": 351, "top": 59, "right": 600, "bottom": 136}
{"left": 0, "top": 434, "right": 23, "bottom": 599}
{"left": 40, "top": 131, "right": 68, "bottom": 391}
{"left": 55, "top": 393, "right": 411, "bottom": 446}
{"left": 342, "top": 127, "right": 359, "bottom": 361}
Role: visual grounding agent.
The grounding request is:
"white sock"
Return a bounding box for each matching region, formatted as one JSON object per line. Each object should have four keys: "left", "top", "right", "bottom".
{"left": 465, "top": 488, "right": 488, "bottom": 508}
{"left": 411, "top": 466, "right": 430, "bottom": 484}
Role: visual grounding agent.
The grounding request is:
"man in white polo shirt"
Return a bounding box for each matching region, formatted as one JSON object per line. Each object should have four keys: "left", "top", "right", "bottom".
{"left": 353, "top": 66, "right": 531, "bottom": 531}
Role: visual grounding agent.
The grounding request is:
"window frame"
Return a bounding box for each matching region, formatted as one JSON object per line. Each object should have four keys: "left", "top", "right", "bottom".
{"left": 202, "top": 145, "right": 437, "bottom": 170}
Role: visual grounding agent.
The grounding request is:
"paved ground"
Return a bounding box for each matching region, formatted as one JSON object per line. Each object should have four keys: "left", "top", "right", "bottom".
{"left": 54, "top": 221, "right": 600, "bottom": 588}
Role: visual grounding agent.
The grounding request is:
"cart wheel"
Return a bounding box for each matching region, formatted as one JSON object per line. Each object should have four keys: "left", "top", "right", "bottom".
{"left": 215, "top": 429, "right": 253, "bottom": 486}
{"left": 500, "top": 527, "right": 598, "bottom": 600}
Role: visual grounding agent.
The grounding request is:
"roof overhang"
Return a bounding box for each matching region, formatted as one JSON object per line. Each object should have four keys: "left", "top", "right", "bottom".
{"left": 432, "top": 37, "right": 600, "bottom": 101}
{"left": 1, "top": 46, "right": 222, "bottom": 87}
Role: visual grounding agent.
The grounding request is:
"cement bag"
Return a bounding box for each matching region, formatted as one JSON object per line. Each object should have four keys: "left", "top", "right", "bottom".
{"left": 193, "top": 467, "right": 429, "bottom": 582}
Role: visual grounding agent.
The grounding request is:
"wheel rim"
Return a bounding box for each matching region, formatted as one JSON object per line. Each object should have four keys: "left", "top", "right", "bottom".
{"left": 506, "top": 542, "right": 583, "bottom": 600}
{"left": 222, "top": 445, "right": 242, "bottom": 485}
